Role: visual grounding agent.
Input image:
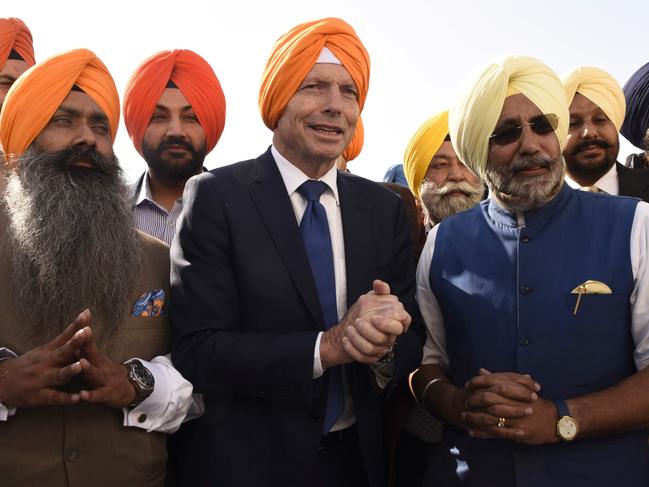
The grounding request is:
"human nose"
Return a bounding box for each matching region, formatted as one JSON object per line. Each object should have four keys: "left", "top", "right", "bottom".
{"left": 323, "top": 86, "right": 343, "bottom": 114}
{"left": 580, "top": 121, "right": 597, "bottom": 140}
{"left": 72, "top": 121, "right": 97, "bottom": 149}
{"left": 518, "top": 124, "right": 543, "bottom": 155}
{"left": 447, "top": 159, "right": 465, "bottom": 182}
{"left": 165, "top": 114, "right": 188, "bottom": 138}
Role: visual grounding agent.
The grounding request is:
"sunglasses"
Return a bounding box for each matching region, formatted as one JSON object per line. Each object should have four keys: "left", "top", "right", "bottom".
{"left": 489, "top": 113, "right": 559, "bottom": 146}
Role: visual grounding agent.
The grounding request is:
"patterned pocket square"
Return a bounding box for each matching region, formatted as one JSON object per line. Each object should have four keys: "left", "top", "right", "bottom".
{"left": 131, "top": 289, "right": 166, "bottom": 317}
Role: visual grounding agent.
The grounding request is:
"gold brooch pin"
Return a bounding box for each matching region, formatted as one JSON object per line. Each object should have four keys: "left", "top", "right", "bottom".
{"left": 571, "top": 280, "right": 612, "bottom": 315}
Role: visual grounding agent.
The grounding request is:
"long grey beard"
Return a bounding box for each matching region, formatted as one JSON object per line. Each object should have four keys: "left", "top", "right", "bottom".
{"left": 420, "top": 180, "right": 485, "bottom": 224}
{"left": 4, "top": 146, "right": 143, "bottom": 342}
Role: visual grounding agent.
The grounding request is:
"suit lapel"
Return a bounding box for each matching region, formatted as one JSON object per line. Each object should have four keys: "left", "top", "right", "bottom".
{"left": 617, "top": 162, "right": 649, "bottom": 200}
{"left": 247, "top": 149, "right": 324, "bottom": 329}
{"left": 338, "top": 173, "right": 371, "bottom": 306}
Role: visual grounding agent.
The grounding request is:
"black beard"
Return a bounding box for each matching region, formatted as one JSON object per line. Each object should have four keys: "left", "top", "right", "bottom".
{"left": 4, "top": 145, "right": 143, "bottom": 342}
{"left": 565, "top": 139, "right": 616, "bottom": 181}
{"left": 142, "top": 136, "right": 206, "bottom": 182}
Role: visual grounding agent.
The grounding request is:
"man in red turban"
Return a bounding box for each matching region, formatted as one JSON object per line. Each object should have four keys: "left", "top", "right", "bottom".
{"left": 123, "top": 49, "right": 226, "bottom": 245}
{"left": 0, "top": 17, "right": 34, "bottom": 111}
{"left": 170, "top": 17, "right": 424, "bottom": 487}
{"left": 0, "top": 48, "right": 193, "bottom": 486}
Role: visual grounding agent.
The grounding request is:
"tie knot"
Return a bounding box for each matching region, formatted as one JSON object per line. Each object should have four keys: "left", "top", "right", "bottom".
{"left": 298, "top": 180, "right": 328, "bottom": 202}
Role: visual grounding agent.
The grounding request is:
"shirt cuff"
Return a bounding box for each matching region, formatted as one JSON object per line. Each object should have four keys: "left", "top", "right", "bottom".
{"left": 313, "top": 332, "right": 324, "bottom": 379}
{"left": 122, "top": 354, "right": 194, "bottom": 433}
{"left": 0, "top": 348, "right": 17, "bottom": 421}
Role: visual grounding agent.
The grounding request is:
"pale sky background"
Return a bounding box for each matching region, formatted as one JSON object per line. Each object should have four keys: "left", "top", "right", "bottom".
{"left": 8, "top": 0, "right": 649, "bottom": 182}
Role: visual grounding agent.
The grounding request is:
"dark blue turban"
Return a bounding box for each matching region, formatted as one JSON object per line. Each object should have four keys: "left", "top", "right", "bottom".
{"left": 622, "top": 62, "right": 649, "bottom": 149}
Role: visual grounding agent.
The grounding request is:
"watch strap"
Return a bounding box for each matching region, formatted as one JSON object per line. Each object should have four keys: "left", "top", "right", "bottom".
{"left": 553, "top": 399, "right": 570, "bottom": 418}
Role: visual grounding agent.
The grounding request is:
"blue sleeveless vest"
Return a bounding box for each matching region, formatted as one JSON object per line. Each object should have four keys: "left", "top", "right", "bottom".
{"left": 427, "top": 184, "right": 649, "bottom": 486}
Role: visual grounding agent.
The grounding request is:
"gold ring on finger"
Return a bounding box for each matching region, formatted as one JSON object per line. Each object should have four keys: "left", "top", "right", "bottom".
{"left": 497, "top": 417, "right": 506, "bottom": 428}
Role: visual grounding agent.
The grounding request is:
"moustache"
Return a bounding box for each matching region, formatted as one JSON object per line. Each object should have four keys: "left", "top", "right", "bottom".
{"left": 435, "top": 181, "right": 482, "bottom": 197}
{"left": 572, "top": 139, "right": 612, "bottom": 154}
{"left": 510, "top": 154, "right": 555, "bottom": 175}
{"left": 158, "top": 137, "right": 194, "bottom": 153}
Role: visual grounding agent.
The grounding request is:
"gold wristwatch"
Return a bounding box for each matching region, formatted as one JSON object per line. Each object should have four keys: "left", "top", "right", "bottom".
{"left": 554, "top": 400, "right": 578, "bottom": 441}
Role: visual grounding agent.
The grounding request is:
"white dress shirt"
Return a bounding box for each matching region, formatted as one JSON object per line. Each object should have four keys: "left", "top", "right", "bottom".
{"left": 272, "top": 145, "right": 355, "bottom": 432}
{"left": 417, "top": 201, "right": 649, "bottom": 372}
{"left": 0, "top": 350, "right": 195, "bottom": 432}
{"left": 133, "top": 172, "right": 184, "bottom": 246}
{"left": 565, "top": 163, "right": 619, "bottom": 195}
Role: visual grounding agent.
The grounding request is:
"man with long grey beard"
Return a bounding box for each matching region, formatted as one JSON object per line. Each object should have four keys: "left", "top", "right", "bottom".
{"left": 0, "top": 49, "right": 192, "bottom": 487}
{"left": 411, "top": 56, "right": 649, "bottom": 487}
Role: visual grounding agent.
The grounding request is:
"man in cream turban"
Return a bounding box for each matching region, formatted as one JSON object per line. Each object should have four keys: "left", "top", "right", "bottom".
{"left": 403, "top": 110, "right": 484, "bottom": 229}
{"left": 169, "top": 17, "right": 424, "bottom": 487}
{"left": 562, "top": 66, "right": 649, "bottom": 200}
{"left": 411, "top": 55, "right": 649, "bottom": 486}
{"left": 0, "top": 49, "right": 193, "bottom": 486}
{"left": 123, "top": 49, "right": 226, "bottom": 245}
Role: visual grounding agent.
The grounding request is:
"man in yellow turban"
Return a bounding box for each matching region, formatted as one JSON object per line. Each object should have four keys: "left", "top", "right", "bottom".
{"left": 562, "top": 66, "right": 649, "bottom": 200}
{"left": 0, "top": 49, "right": 193, "bottom": 486}
{"left": 412, "top": 55, "right": 649, "bottom": 486}
{"left": 123, "top": 49, "right": 226, "bottom": 245}
{"left": 170, "top": 17, "right": 424, "bottom": 487}
{"left": 403, "top": 110, "right": 483, "bottom": 229}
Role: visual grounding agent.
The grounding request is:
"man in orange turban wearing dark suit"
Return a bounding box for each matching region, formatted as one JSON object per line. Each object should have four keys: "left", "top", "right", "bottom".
{"left": 0, "top": 48, "right": 193, "bottom": 486}
{"left": 170, "top": 18, "right": 424, "bottom": 487}
{"left": 123, "top": 49, "right": 226, "bottom": 245}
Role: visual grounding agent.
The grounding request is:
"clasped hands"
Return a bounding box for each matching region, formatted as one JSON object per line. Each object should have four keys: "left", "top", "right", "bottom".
{"left": 0, "top": 309, "right": 137, "bottom": 410}
{"left": 456, "top": 368, "right": 559, "bottom": 445}
{"left": 320, "top": 280, "right": 411, "bottom": 368}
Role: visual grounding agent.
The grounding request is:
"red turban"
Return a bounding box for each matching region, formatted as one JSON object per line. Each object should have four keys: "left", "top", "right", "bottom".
{"left": 342, "top": 116, "right": 364, "bottom": 162}
{"left": 259, "top": 17, "right": 370, "bottom": 130}
{"left": 123, "top": 49, "right": 226, "bottom": 156}
{"left": 0, "top": 48, "right": 119, "bottom": 158}
{"left": 0, "top": 18, "right": 35, "bottom": 70}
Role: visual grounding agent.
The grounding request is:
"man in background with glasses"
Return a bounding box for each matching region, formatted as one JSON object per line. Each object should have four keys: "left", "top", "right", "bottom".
{"left": 412, "top": 55, "right": 649, "bottom": 486}
{"left": 562, "top": 66, "right": 649, "bottom": 201}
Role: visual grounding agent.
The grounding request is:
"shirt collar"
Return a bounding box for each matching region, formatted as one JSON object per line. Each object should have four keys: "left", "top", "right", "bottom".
{"left": 564, "top": 163, "right": 619, "bottom": 195}
{"left": 271, "top": 145, "right": 340, "bottom": 205}
{"left": 134, "top": 172, "right": 155, "bottom": 206}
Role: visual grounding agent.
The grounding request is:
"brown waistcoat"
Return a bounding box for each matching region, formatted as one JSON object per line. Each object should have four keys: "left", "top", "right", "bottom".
{"left": 0, "top": 208, "right": 172, "bottom": 487}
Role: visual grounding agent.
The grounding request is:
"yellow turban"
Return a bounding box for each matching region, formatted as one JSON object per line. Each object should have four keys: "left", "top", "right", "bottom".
{"left": 0, "top": 48, "right": 119, "bottom": 159}
{"left": 342, "top": 116, "right": 364, "bottom": 162}
{"left": 403, "top": 111, "right": 448, "bottom": 200}
{"left": 449, "top": 56, "right": 569, "bottom": 177}
{"left": 259, "top": 17, "right": 370, "bottom": 130}
{"left": 562, "top": 66, "right": 626, "bottom": 131}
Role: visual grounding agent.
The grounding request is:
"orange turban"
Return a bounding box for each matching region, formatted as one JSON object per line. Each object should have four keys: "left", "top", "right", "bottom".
{"left": 342, "top": 116, "right": 364, "bottom": 162}
{"left": 0, "top": 48, "right": 119, "bottom": 158}
{"left": 123, "top": 49, "right": 226, "bottom": 156}
{"left": 259, "top": 17, "right": 370, "bottom": 130}
{"left": 0, "top": 18, "right": 35, "bottom": 70}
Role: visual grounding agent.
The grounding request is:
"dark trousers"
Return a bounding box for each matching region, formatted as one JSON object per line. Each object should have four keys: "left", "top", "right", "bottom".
{"left": 316, "top": 426, "right": 370, "bottom": 487}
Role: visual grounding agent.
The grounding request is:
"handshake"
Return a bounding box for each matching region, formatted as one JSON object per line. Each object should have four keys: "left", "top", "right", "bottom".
{"left": 0, "top": 309, "right": 138, "bottom": 410}
{"left": 320, "top": 280, "right": 412, "bottom": 368}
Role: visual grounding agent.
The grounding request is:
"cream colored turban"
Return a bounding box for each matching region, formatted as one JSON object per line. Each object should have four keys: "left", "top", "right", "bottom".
{"left": 562, "top": 66, "right": 625, "bottom": 131}
{"left": 449, "top": 56, "right": 569, "bottom": 177}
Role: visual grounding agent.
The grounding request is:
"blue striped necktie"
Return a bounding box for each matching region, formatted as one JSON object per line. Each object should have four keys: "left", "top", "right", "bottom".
{"left": 297, "top": 180, "right": 344, "bottom": 433}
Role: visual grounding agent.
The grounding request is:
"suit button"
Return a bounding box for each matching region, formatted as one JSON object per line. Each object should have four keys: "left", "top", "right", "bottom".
{"left": 520, "top": 285, "right": 533, "bottom": 295}
{"left": 521, "top": 235, "right": 530, "bottom": 243}
{"left": 519, "top": 338, "right": 529, "bottom": 347}
{"left": 65, "top": 448, "right": 79, "bottom": 462}
{"left": 138, "top": 413, "right": 147, "bottom": 423}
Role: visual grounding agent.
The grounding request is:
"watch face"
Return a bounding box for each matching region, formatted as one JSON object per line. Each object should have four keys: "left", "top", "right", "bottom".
{"left": 132, "top": 362, "right": 155, "bottom": 388}
{"left": 558, "top": 416, "right": 578, "bottom": 440}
